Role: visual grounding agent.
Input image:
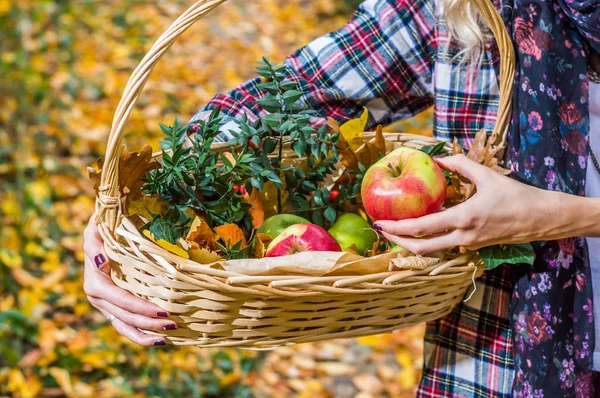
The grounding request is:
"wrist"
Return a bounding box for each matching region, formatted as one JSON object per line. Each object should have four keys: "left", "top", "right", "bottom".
{"left": 546, "top": 191, "right": 600, "bottom": 239}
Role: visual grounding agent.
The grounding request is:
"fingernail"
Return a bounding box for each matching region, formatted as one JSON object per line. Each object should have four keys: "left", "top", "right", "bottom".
{"left": 153, "top": 340, "right": 166, "bottom": 346}
{"left": 373, "top": 224, "right": 382, "bottom": 232}
{"left": 94, "top": 254, "right": 106, "bottom": 268}
{"left": 157, "top": 312, "right": 169, "bottom": 318}
{"left": 163, "top": 324, "right": 177, "bottom": 331}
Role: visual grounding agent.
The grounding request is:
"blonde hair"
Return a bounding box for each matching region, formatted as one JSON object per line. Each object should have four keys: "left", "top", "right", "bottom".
{"left": 440, "top": 0, "right": 489, "bottom": 65}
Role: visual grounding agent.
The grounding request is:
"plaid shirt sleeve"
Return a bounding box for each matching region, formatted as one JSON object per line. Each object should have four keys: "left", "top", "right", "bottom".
{"left": 191, "top": 0, "right": 437, "bottom": 142}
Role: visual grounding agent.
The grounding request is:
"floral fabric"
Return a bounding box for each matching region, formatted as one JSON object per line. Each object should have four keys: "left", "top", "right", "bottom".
{"left": 503, "top": 0, "right": 600, "bottom": 396}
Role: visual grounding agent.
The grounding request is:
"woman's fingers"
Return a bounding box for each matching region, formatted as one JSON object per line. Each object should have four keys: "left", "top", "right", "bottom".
{"left": 88, "top": 296, "right": 176, "bottom": 332}
{"left": 435, "top": 154, "right": 490, "bottom": 185}
{"left": 83, "top": 215, "right": 110, "bottom": 274}
{"left": 381, "top": 230, "right": 464, "bottom": 255}
{"left": 96, "top": 307, "right": 166, "bottom": 347}
{"left": 83, "top": 254, "right": 169, "bottom": 319}
{"left": 374, "top": 207, "right": 461, "bottom": 238}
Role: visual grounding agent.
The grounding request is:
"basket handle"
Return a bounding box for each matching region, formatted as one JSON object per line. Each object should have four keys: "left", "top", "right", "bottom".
{"left": 97, "top": 0, "right": 514, "bottom": 231}
{"left": 97, "top": 0, "right": 228, "bottom": 230}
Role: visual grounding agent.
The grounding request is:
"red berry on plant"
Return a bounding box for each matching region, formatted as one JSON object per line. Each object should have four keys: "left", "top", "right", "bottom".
{"left": 232, "top": 184, "right": 247, "bottom": 195}
{"left": 329, "top": 190, "right": 339, "bottom": 201}
{"left": 249, "top": 140, "right": 262, "bottom": 149}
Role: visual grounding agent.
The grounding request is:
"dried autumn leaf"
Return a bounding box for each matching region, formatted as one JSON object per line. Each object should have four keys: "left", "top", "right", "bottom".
{"left": 244, "top": 188, "right": 265, "bottom": 229}
{"left": 88, "top": 145, "right": 158, "bottom": 205}
{"left": 126, "top": 196, "right": 167, "bottom": 221}
{"left": 340, "top": 107, "right": 368, "bottom": 151}
{"left": 186, "top": 217, "right": 218, "bottom": 251}
{"left": 188, "top": 242, "right": 223, "bottom": 264}
{"left": 327, "top": 117, "right": 340, "bottom": 133}
{"left": 252, "top": 232, "right": 272, "bottom": 259}
{"left": 143, "top": 229, "right": 189, "bottom": 259}
{"left": 214, "top": 224, "right": 247, "bottom": 249}
{"left": 261, "top": 180, "right": 289, "bottom": 218}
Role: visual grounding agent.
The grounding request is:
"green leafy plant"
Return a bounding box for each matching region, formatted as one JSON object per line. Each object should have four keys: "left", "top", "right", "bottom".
{"left": 142, "top": 58, "right": 361, "bottom": 245}
{"left": 479, "top": 243, "right": 535, "bottom": 270}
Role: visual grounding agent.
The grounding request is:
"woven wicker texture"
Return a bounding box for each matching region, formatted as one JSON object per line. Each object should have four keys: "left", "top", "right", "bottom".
{"left": 96, "top": 0, "right": 515, "bottom": 347}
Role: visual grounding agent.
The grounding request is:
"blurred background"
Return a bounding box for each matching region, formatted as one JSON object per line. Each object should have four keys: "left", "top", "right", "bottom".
{"left": 0, "top": 0, "right": 434, "bottom": 397}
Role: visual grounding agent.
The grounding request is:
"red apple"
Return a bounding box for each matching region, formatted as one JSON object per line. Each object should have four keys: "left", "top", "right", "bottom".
{"left": 361, "top": 147, "right": 446, "bottom": 221}
{"left": 265, "top": 224, "right": 341, "bottom": 257}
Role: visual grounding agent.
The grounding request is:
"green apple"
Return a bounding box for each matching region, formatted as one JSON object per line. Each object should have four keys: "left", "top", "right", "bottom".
{"left": 328, "top": 213, "right": 378, "bottom": 256}
{"left": 257, "top": 214, "right": 310, "bottom": 240}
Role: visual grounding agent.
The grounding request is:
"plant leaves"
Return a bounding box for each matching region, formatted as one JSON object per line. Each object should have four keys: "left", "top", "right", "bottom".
{"left": 478, "top": 243, "right": 535, "bottom": 270}
{"left": 214, "top": 224, "right": 247, "bottom": 250}
{"left": 339, "top": 107, "right": 368, "bottom": 151}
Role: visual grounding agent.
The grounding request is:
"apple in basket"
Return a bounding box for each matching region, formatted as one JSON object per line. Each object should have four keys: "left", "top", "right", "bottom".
{"left": 265, "top": 224, "right": 342, "bottom": 257}
{"left": 361, "top": 147, "right": 446, "bottom": 221}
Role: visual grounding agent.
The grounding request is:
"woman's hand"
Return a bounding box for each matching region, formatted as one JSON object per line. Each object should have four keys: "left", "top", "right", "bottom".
{"left": 374, "top": 154, "right": 600, "bottom": 254}
{"left": 83, "top": 215, "right": 176, "bottom": 346}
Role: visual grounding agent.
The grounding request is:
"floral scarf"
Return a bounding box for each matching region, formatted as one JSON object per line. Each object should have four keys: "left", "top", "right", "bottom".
{"left": 502, "top": 0, "right": 600, "bottom": 395}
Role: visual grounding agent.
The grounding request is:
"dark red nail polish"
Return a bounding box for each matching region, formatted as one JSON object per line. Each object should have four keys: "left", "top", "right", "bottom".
{"left": 157, "top": 312, "right": 168, "bottom": 318}
{"left": 373, "top": 224, "right": 382, "bottom": 232}
{"left": 153, "top": 340, "right": 166, "bottom": 346}
{"left": 164, "top": 324, "right": 177, "bottom": 331}
{"left": 94, "top": 254, "right": 106, "bottom": 268}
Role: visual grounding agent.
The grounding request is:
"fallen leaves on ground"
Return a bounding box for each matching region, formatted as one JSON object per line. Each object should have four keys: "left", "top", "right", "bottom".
{"left": 1, "top": 0, "right": 433, "bottom": 396}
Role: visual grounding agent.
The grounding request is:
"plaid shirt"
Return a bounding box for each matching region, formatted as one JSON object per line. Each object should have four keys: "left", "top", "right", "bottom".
{"left": 193, "top": 0, "right": 514, "bottom": 396}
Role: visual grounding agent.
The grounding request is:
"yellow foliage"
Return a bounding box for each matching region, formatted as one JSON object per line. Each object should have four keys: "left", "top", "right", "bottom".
{"left": 142, "top": 229, "right": 190, "bottom": 259}
{"left": 340, "top": 107, "right": 368, "bottom": 151}
{"left": 0, "top": 0, "right": 431, "bottom": 396}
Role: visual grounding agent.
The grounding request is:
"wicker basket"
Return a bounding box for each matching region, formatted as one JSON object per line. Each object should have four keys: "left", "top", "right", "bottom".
{"left": 95, "top": 0, "right": 515, "bottom": 348}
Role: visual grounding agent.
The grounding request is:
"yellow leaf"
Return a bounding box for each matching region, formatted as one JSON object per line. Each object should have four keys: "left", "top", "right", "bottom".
{"left": 214, "top": 224, "right": 247, "bottom": 249}
{"left": 126, "top": 196, "right": 167, "bottom": 221}
{"left": 188, "top": 242, "right": 223, "bottom": 264}
{"left": 143, "top": 230, "right": 189, "bottom": 259}
{"left": 49, "top": 367, "right": 75, "bottom": 397}
{"left": 0, "top": 248, "right": 22, "bottom": 268}
{"left": 340, "top": 107, "right": 368, "bottom": 151}
{"left": 261, "top": 180, "right": 289, "bottom": 218}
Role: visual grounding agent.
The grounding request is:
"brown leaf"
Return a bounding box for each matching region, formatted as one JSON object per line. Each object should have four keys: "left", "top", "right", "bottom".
{"left": 252, "top": 233, "right": 272, "bottom": 259}
{"left": 214, "top": 224, "right": 247, "bottom": 249}
{"left": 327, "top": 117, "right": 340, "bottom": 133}
{"left": 244, "top": 188, "right": 265, "bottom": 229}
{"left": 186, "top": 217, "right": 218, "bottom": 251}
{"left": 88, "top": 145, "right": 158, "bottom": 205}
